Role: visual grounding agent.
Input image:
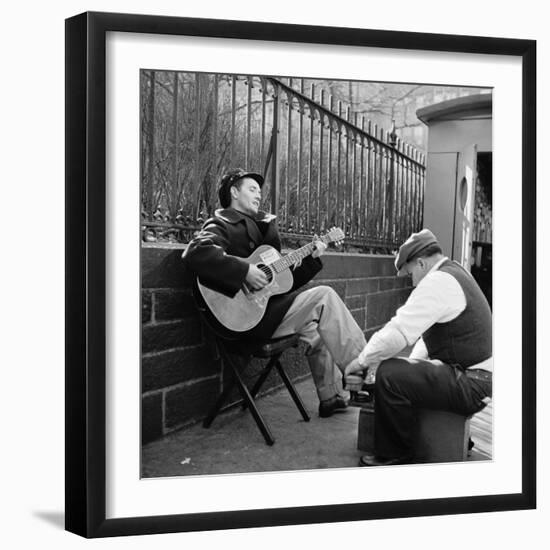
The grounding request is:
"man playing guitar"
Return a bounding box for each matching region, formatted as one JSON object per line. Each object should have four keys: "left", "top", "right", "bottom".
{"left": 183, "top": 168, "right": 366, "bottom": 418}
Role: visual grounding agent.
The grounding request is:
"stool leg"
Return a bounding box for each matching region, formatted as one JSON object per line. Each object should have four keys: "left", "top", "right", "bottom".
{"left": 242, "top": 357, "right": 277, "bottom": 410}
{"left": 230, "top": 363, "right": 275, "bottom": 445}
{"left": 275, "top": 360, "right": 310, "bottom": 422}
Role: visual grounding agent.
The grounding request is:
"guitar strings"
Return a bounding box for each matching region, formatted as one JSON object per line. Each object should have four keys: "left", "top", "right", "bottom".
{"left": 258, "top": 264, "right": 273, "bottom": 282}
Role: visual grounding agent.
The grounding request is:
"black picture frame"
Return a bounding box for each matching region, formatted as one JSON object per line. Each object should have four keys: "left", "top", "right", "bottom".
{"left": 65, "top": 11, "right": 536, "bottom": 538}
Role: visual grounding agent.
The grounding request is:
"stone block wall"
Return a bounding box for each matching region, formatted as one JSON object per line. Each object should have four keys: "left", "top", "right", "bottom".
{"left": 141, "top": 244, "right": 413, "bottom": 444}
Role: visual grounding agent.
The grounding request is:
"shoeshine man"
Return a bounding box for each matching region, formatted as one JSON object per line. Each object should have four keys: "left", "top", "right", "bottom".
{"left": 183, "top": 168, "right": 366, "bottom": 418}
{"left": 345, "top": 229, "right": 493, "bottom": 467}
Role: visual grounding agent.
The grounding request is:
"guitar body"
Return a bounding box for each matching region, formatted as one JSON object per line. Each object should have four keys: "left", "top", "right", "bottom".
{"left": 196, "top": 245, "right": 294, "bottom": 333}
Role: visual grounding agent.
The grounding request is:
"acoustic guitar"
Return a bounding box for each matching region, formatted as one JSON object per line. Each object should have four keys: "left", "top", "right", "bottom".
{"left": 196, "top": 227, "right": 345, "bottom": 332}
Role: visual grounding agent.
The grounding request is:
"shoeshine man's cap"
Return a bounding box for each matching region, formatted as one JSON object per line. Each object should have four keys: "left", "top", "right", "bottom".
{"left": 395, "top": 228, "right": 439, "bottom": 276}
{"left": 218, "top": 168, "right": 265, "bottom": 208}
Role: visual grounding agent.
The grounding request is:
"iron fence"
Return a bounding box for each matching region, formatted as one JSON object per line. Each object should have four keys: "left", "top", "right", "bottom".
{"left": 141, "top": 71, "right": 425, "bottom": 251}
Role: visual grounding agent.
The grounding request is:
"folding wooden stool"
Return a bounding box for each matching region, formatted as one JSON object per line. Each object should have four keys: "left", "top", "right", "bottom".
{"left": 203, "top": 333, "right": 310, "bottom": 445}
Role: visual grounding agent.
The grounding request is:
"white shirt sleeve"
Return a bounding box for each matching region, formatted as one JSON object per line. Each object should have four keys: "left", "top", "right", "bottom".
{"left": 390, "top": 271, "right": 466, "bottom": 344}
{"left": 357, "top": 269, "right": 466, "bottom": 368}
{"left": 409, "top": 337, "right": 429, "bottom": 360}
{"left": 357, "top": 324, "right": 408, "bottom": 368}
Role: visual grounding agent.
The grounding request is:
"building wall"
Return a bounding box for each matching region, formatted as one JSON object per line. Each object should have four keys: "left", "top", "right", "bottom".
{"left": 423, "top": 152, "right": 458, "bottom": 257}
{"left": 141, "top": 245, "right": 413, "bottom": 444}
{"left": 426, "top": 118, "right": 492, "bottom": 153}
{"left": 423, "top": 117, "right": 492, "bottom": 256}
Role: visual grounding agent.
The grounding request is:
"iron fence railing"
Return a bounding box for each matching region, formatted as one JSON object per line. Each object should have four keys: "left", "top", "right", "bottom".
{"left": 140, "top": 71, "right": 425, "bottom": 251}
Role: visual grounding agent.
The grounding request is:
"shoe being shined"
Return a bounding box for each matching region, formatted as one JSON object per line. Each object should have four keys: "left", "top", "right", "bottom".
{"left": 319, "top": 395, "right": 348, "bottom": 418}
{"left": 358, "top": 452, "right": 413, "bottom": 467}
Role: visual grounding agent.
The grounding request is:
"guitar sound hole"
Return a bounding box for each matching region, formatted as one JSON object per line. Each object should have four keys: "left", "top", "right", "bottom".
{"left": 257, "top": 263, "right": 273, "bottom": 284}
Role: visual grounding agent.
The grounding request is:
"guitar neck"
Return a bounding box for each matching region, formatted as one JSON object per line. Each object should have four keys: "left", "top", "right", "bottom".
{"left": 272, "top": 235, "right": 330, "bottom": 274}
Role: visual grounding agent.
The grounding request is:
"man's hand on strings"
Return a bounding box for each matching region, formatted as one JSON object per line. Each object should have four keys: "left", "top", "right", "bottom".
{"left": 246, "top": 264, "right": 269, "bottom": 290}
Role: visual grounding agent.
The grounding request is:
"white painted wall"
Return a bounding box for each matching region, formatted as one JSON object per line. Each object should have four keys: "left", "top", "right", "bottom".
{"left": 423, "top": 152, "right": 457, "bottom": 256}
{"left": 427, "top": 118, "right": 493, "bottom": 153}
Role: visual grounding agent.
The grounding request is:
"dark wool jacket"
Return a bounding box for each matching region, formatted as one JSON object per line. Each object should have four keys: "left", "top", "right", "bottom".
{"left": 183, "top": 208, "right": 322, "bottom": 344}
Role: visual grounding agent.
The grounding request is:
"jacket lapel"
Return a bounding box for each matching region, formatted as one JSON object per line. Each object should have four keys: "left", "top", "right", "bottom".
{"left": 215, "top": 208, "right": 276, "bottom": 246}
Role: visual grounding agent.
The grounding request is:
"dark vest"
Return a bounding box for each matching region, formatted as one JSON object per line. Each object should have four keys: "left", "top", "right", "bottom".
{"left": 423, "top": 260, "right": 492, "bottom": 368}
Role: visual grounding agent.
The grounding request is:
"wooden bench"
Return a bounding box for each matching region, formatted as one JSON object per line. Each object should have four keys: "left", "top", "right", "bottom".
{"left": 357, "top": 403, "right": 471, "bottom": 463}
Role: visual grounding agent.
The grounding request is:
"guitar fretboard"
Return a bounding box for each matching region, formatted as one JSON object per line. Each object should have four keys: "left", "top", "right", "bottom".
{"left": 271, "top": 235, "right": 332, "bottom": 273}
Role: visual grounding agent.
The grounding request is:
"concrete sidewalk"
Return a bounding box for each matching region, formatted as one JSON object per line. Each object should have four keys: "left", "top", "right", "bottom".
{"left": 141, "top": 377, "right": 491, "bottom": 478}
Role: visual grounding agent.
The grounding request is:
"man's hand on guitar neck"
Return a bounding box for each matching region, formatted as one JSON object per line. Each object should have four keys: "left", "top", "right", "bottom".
{"left": 246, "top": 264, "right": 269, "bottom": 290}
{"left": 291, "top": 237, "right": 327, "bottom": 269}
{"left": 312, "top": 235, "right": 327, "bottom": 259}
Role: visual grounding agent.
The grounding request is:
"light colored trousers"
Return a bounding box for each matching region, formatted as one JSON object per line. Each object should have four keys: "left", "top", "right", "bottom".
{"left": 271, "top": 285, "right": 366, "bottom": 401}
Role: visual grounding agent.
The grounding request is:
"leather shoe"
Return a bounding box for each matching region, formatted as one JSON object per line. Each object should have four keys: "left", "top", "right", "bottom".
{"left": 358, "top": 452, "right": 413, "bottom": 467}
{"left": 318, "top": 395, "right": 348, "bottom": 418}
{"left": 351, "top": 390, "right": 373, "bottom": 403}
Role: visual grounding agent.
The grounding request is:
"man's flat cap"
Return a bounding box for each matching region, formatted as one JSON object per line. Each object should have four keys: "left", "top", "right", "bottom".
{"left": 218, "top": 168, "right": 264, "bottom": 208}
{"left": 395, "top": 228, "right": 439, "bottom": 276}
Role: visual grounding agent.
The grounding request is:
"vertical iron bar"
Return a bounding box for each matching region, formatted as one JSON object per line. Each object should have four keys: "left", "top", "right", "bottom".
{"left": 212, "top": 74, "right": 219, "bottom": 210}
{"left": 397, "top": 141, "right": 402, "bottom": 240}
{"left": 406, "top": 150, "right": 411, "bottom": 237}
{"left": 391, "top": 142, "right": 404, "bottom": 243}
{"left": 366, "top": 121, "right": 372, "bottom": 238}
{"left": 412, "top": 150, "right": 418, "bottom": 233}
{"left": 384, "top": 133, "right": 390, "bottom": 242}
{"left": 402, "top": 145, "right": 412, "bottom": 239}
{"left": 336, "top": 101, "right": 342, "bottom": 230}
{"left": 397, "top": 144, "right": 402, "bottom": 243}
{"left": 410, "top": 150, "right": 414, "bottom": 234}
{"left": 317, "top": 90, "right": 325, "bottom": 232}
{"left": 145, "top": 70, "right": 155, "bottom": 221}
{"left": 351, "top": 113, "right": 357, "bottom": 239}
{"left": 403, "top": 144, "right": 408, "bottom": 239}
{"left": 246, "top": 76, "right": 252, "bottom": 168}
{"left": 230, "top": 75, "right": 236, "bottom": 165}
{"left": 398, "top": 142, "right": 403, "bottom": 242}
{"left": 372, "top": 126, "right": 379, "bottom": 238}
{"left": 415, "top": 151, "right": 422, "bottom": 229}
{"left": 399, "top": 141, "right": 405, "bottom": 242}
{"left": 193, "top": 73, "right": 200, "bottom": 219}
{"left": 372, "top": 123, "right": 378, "bottom": 237}
{"left": 172, "top": 72, "right": 179, "bottom": 222}
{"left": 410, "top": 150, "right": 414, "bottom": 236}
{"left": 390, "top": 134, "right": 396, "bottom": 243}
{"left": 378, "top": 130, "right": 384, "bottom": 240}
{"left": 344, "top": 107, "right": 350, "bottom": 234}
{"left": 286, "top": 86, "right": 292, "bottom": 229}
{"left": 327, "top": 96, "right": 333, "bottom": 228}
{"left": 308, "top": 84, "right": 315, "bottom": 232}
{"left": 392, "top": 139, "right": 406, "bottom": 242}
{"left": 392, "top": 140, "right": 403, "bottom": 241}
{"left": 261, "top": 79, "right": 266, "bottom": 169}
{"left": 359, "top": 117, "right": 365, "bottom": 237}
{"left": 405, "top": 146, "right": 411, "bottom": 240}
{"left": 420, "top": 154, "right": 425, "bottom": 228}
{"left": 388, "top": 134, "right": 394, "bottom": 242}
{"left": 415, "top": 153, "right": 419, "bottom": 232}
{"left": 417, "top": 151, "right": 422, "bottom": 231}
{"left": 271, "top": 88, "right": 280, "bottom": 216}
{"left": 416, "top": 151, "right": 421, "bottom": 230}
{"left": 297, "top": 80, "right": 304, "bottom": 231}
{"left": 377, "top": 128, "right": 386, "bottom": 241}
